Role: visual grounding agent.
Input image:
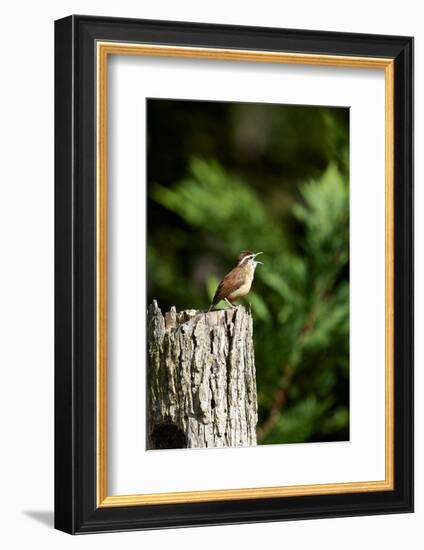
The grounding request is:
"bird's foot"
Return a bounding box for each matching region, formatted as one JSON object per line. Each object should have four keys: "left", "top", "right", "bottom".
{"left": 224, "top": 298, "right": 237, "bottom": 309}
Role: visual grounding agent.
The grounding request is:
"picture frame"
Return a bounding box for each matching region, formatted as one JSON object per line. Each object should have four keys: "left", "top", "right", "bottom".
{"left": 54, "top": 15, "right": 413, "bottom": 534}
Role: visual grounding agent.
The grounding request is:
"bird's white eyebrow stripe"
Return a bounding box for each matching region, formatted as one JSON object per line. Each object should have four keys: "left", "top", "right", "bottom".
{"left": 239, "top": 255, "right": 253, "bottom": 265}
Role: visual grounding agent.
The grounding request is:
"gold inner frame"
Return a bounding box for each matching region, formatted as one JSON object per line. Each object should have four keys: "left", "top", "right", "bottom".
{"left": 96, "top": 42, "right": 395, "bottom": 508}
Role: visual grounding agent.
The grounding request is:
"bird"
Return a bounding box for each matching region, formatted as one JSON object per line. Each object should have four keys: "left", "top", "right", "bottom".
{"left": 208, "top": 251, "right": 263, "bottom": 311}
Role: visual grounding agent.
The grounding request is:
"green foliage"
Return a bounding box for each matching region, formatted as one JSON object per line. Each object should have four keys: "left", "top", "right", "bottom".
{"left": 152, "top": 158, "right": 286, "bottom": 255}
{"left": 149, "top": 156, "right": 349, "bottom": 445}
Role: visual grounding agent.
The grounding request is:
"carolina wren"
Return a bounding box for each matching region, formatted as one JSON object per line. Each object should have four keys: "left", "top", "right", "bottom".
{"left": 209, "top": 251, "right": 263, "bottom": 310}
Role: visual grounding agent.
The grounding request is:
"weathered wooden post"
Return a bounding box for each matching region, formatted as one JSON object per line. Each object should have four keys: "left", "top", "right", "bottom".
{"left": 147, "top": 300, "right": 258, "bottom": 449}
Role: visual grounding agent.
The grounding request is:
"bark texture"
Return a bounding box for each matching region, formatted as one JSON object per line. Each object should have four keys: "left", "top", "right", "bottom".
{"left": 147, "top": 300, "right": 258, "bottom": 449}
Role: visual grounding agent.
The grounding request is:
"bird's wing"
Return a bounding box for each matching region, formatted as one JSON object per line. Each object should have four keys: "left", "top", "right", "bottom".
{"left": 212, "top": 268, "right": 245, "bottom": 305}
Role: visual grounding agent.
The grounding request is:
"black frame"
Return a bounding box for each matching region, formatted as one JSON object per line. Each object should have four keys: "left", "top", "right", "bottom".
{"left": 55, "top": 15, "right": 414, "bottom": 534}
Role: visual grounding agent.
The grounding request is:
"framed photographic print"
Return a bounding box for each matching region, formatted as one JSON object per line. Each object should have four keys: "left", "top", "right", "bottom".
{"left": 54, "top": 15, "right": 413, "bottom": 534}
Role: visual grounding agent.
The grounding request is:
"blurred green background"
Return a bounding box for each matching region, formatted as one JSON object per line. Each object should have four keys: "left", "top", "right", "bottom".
{"left": 147, "top": 98, "right": 349, "bottom": 445}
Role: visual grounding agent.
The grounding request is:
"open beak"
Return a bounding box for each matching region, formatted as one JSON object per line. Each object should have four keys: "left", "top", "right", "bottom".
{"left": 253, "top": 252, "right": 263, "bottom": 265}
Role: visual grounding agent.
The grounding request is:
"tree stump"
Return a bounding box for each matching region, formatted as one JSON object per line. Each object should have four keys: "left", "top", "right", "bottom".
{"left": 147, "top": 301, "right": 258, "bottom": 449}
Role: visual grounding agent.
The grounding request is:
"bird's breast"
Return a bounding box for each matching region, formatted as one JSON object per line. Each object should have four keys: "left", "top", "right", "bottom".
{"left": 228, "top": 267, "right": 255, "bottom": 300}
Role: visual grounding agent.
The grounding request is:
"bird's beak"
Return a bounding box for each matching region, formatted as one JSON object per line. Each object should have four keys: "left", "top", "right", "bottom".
{"left": 253, "top": 252, "right": 263, "bottom": 265}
